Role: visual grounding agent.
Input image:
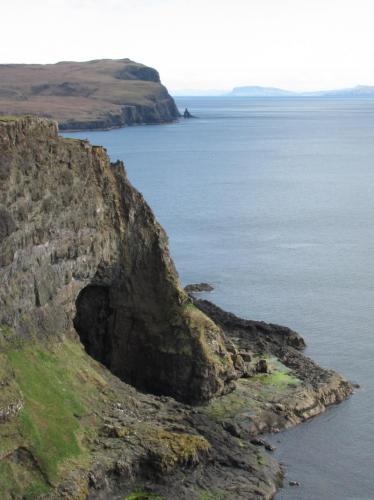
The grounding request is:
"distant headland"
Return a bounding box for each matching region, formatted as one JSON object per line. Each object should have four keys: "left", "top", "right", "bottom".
{"left": 0, "top": 58, "right": 180, "bottom": 130}
{"left": 228, "top": 85, "right": 374, "bottom": 97}
{"left": 173, "top": 85, "right": 374, "bottom": 97}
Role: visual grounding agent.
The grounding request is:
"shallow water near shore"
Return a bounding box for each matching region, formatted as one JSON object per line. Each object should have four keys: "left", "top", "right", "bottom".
{"left": 65, "top": 96, "right": 374, "bottom": 499}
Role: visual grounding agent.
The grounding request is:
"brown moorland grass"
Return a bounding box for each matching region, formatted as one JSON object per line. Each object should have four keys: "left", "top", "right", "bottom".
{"left": 0, "top": 58, "right": 179, "bottom": 129}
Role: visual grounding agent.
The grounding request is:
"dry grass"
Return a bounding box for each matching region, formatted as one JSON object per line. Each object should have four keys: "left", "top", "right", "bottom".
{"left": 0, "top": 59, "right": 174, "bottom": 126}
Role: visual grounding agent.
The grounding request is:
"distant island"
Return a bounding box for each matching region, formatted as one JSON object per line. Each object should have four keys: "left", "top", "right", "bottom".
{"left": 228, "top": 86, "right": 295, "bottom": 97}
{"left": 229, "top": 85, "right": 374, "bottom": 97}
{"left": 0, "top": 58, "right": 180, "bottom": 130}
{"left": 172, "top": 85, "right": 374, "bottom": 97}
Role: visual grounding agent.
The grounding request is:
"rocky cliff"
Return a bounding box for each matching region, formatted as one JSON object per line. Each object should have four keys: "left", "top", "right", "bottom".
{"left": 0, "top": 117, "right": 353, "bottom": 499}
{"left": 0, "top": 59, "right": 180, "bottom": 130}
{"left": 0, "top": 116, "right": 234, "bottom": 404}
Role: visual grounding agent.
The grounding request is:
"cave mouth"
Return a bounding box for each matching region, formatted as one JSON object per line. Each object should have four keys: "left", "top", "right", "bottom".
{"left": 73, "top": 284, "right": 188, "bottom": 401}
{"left": 73, "top": 285, "right": 114, "bottom": 370}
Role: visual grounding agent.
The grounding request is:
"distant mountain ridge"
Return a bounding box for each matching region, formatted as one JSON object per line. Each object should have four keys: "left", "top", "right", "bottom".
{"left": 229, "top": 86, "right": 295, "bottom": 97}
{"left": 229, "top": 85, "right": 374, "bottom": 97}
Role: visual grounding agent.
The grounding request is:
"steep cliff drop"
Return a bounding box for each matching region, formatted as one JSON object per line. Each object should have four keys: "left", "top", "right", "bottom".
{"left": 0, "top": 116, "right": 352, "bottom": 499}
{"left": 0, "top": 59, "right": 180, "bottom": 130}
{"left": 0, "top": 115, "right": 234, "bottom": 404}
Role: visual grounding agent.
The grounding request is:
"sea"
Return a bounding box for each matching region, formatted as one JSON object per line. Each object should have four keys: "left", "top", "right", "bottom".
{"left": 64, "top": 97, "right": 374, "bottom": 499}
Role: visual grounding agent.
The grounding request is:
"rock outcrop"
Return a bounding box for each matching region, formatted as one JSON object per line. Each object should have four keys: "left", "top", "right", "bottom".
{"left": 0, "top": 116, "right": 353, "bottom": 499}
{"left": 0, "top": 59, "right": 180, "bottom": 130}
{"left": 183, "top": 108, "right": 194, "bottom": 118}
{"left": 0, "top": 116, "right": 234, "bottom": 404}
{"left": 195, "top": 299, "right": 353, "bottom": 436}
{"left": 184, "top": 282, "right": 214, "bottom": 293}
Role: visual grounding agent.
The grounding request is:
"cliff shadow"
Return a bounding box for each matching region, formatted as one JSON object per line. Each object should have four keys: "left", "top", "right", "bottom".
{"left": 73, "top": 285, "right": 114, "bottom": 370}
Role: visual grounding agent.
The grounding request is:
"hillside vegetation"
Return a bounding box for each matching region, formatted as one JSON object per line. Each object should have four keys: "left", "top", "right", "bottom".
{"left": 0, "top": 59, "right": 179, "bottom": 130}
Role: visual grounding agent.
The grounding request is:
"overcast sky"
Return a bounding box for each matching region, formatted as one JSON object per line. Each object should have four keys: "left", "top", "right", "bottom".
{"left": 3, "top": 0, "right": 374, "bottom": 92}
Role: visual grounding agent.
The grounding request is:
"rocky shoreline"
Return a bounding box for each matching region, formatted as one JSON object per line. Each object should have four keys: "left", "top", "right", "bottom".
{"left": 184, "top": 283, "right": 214, "bottom": 293}
{"left": 54, "top": 298, "right": 352, "bottom": 499}
{"left": 0, "top": 116, "right": 352, "bottom": 499}
{"left": 58, "top": 100, "right": 180, "bottom": 132}
{"left": 195, "top": 299, "right": 352, "bottom": 435}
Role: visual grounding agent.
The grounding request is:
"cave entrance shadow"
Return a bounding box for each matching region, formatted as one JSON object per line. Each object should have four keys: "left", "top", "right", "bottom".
{"left": 73, "top": 284, "right": 183, "bottom": 400}
{"left": 73, "top": 285, "right": 114, "bottom": 370}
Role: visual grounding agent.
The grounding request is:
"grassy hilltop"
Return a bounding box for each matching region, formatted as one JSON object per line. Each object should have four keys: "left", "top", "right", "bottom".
{"left": 0, "top": 59, "right": 179, "bottom": 130}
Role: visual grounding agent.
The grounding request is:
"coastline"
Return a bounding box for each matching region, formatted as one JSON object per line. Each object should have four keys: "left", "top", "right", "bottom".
{"left": 195, "top": 299, "right": 353, "bottom": 434}
{"left": 0, "top": 59, "right": 181, "bottom": 134}
{"left": 60, "top": 116, "right": 181, "bottom": 133}
{"left": 0, "top": 116, "right": 353, "bottom": 499}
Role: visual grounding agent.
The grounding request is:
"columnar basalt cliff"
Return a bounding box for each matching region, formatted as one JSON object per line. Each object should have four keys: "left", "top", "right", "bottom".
{"left": 0, "top": 116, "right": 234, "bottom": 404}
{"left": 0, "top": 59, "right": 180, "bottom": 130}
{"left": 0, "top": 117, "right": 353, "bottom": 499}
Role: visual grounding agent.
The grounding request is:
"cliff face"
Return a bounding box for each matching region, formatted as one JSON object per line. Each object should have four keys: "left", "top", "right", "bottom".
{"left": 0, "top": 117, "right": 352, "bottom": 499}
{"left": 0, "top": 117, "right": 281, "bottom": 499}
{"left": 0, "top": 116, "right": 234, "bottom": 404}
{"left": 0, "top": 59, "right": 180, "bottom": 130}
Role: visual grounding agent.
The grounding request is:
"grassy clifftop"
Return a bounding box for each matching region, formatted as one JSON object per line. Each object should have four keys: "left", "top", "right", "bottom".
{"left": 0, "top": 59, "right": 180, "bottom": 130}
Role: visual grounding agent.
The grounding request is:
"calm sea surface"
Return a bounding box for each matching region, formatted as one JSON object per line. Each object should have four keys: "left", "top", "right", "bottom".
{"left": 65, "top": 97, "right": 374, "bottom": 499}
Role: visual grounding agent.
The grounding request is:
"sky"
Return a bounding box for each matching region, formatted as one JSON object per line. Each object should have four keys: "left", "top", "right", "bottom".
{"left": 2, "top": 0, "right": 374, "bottom": 92}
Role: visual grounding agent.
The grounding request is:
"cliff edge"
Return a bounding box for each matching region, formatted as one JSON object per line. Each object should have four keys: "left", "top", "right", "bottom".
{"left": 0, "top": 59, "right": 180, "bottom": 130}
{"left": 0, "top": 115, "right": 234, "bottom": 404}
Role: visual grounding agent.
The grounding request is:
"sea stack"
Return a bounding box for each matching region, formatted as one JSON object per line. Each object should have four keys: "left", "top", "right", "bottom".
{"left": 183, "top": 107, "right": 194, "bottom": 118}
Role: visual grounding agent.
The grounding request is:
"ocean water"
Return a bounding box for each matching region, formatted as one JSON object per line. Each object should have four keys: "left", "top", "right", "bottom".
{"left": 64, "top": 97, "right": 374, "bottom": 499}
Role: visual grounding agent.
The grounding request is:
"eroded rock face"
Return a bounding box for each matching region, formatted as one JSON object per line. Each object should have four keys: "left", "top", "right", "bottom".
{"left": 0, "top": 116, "right": 354, "bottom": 498}
{"left": 0, "top": 116, "right": 235, "bottom": 404}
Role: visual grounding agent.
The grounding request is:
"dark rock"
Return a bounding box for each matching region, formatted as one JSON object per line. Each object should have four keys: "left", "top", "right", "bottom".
{"left": 239, "top": 350, "right": 252, "bottom": 362}
{"left": 183, "top": 107, "right": 194, "bottom": 118}
{"left": 193, "top": 298, "right": 307, "bottom": 350}
{"left": 223, "top": 421, "right": 242, "bottom": 437}
{"left": 250, "top": 438, "right": 275, "bottom": 452}
{"left": 0, "top": 208, "right": 16, "bottom": 243}
{"left": 250, "top": 438, "right": 265, "bottom": 446}
{"left": 256, "top": 359, "right": 269, "bottom": 374}
{"left": 184, "top": 282, "right": 214, "bottom": 293}
{"left": 265, "top": 442, "right": 276, "bottom": 452}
